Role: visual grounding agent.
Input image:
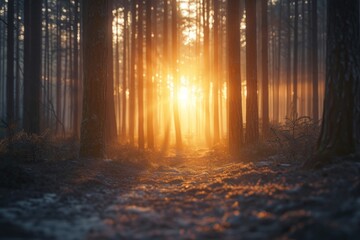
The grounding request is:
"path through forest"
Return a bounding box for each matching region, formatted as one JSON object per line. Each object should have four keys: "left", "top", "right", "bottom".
{"left": 0, "top": 149, "right": 360, "bottom": 239}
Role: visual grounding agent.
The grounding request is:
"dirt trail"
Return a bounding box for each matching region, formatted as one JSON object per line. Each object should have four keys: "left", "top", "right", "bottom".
{"left": 0, "top": 151, "right": 360, "bottom": 239}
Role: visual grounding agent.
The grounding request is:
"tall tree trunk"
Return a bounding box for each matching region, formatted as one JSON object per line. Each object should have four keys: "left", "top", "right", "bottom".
{"left": 23, "top": 0, "right": 42, "bottom": 134}
{"left": 7, "top": 0, "right": 14, "bottom": 141}
{"left": 213, "top": 0, "right": 220, "bottom": 144}
{"left": 146, "top": 0, "right": 154, "bottom": 149}
{"left": 203, "top": 0, "right": 211, "bottom": 146}
{"left": 73, "top": 0, "right": 80, "bottom": 139}
{"left": 161, "top": 0, "right": 171, "bottom": 152}
{"left": 80, "top": 0, "right": 110, "bottom": 158}
{"left": 261, "top": 0, "right": 269, "bottom": 137}
{"left": 274, "top": 0, "right": 283, "bottom": 124}
{"left": 245, "top": 0, "right": 259, "bottom": 144}
{"left": 312, "top": 0, "right": 319, "bottom": 122}
{"left": 56, "top": 2, "right": 62, "bottom": 135}
{"left": 121, "top": 3, "right": 128, "bottom": 140}
{"left": 315, "top": 0, "right": 360, "bottom": 158}
{"left": 137, "top": 0, "right": 145, "bottom": 149}
{"left": 129, "top": 0, "right": 136, "bottom": 146}
{"left": 105, "top": 0, "right": 118, "bottom": 144}
{"left": 300, "top": 0, "right": 306, "bottom": 116}
{"left": 172, "top": 0, "right": 182, "bottom": 151}
{"left": 286, "top": 0, "right": 292, "bottom": 117}
{"left": 292, "top": 0, "right": 299, "bottom": 117}
{"left": 228, "top": 0, "right": 243, "bottom": 155}
{"left": 15, "top": 0, "right": 20, "bottom": 122}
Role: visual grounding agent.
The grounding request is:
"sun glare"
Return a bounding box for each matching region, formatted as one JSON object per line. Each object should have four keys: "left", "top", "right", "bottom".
{"left": 178, "top": 86, "right": 189, "bottom": 103}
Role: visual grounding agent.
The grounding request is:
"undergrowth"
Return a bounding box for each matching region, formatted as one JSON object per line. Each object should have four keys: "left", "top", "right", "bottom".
{"left": 268, "top": 114, "right": 320, "bottom": 162}
{"left": 0, "top": 130, "right": 79, "bottom": 162}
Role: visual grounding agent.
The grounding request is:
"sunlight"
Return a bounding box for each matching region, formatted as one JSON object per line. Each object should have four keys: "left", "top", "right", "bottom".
{"left": 179, "top": 0, "right": 198, "bottom": 45}
{"left": 178, "top": 86, "right": 189, "bottom": 103}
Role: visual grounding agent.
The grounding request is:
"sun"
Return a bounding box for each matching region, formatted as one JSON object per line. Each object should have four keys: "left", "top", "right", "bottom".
{"left": 178, "top": 86, "right": 189, "bottom": 103}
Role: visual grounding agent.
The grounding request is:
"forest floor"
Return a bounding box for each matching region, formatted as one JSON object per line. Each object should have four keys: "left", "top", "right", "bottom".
{"left": 0, "top": 146, "right": 360, "bottom": 240}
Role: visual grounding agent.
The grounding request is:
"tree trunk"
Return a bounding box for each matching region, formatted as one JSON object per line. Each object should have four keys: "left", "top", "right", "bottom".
{"left": 293, "top": 0, "right": 299, "bottom": 117}
{"left": 213, "top": 0, "right": 220, "bottom": 144}
{"left": 121, "top": 3, "right": 128, "bottom": 140}
{"left": 172, "top": 0, "right": 182, "bottom": 151}
{"left": 137, "top": 0, "right": 145, "bottom": 149}
{"left": 23, "top": 0, "right": 42, "bottom": 134}
{"left": 245, "top": 0, "right": 259, "bottom": 144}
{"left": 7, "top": 0, "right": 14, "bottom": 141}
{"left": 227, "top": 0, "right": 243, "bottom": 155}
{"left": 261, "top": 0, "right": 269, "bottom": 137}
{"left": 129, "top": 0, "right": 137, "bottom": 146}
{"left": 105, "top": 0, "right": 118, "bottom": 144}
{"left": 80, "top": 0, "right": 110, "bottom": 158}
{"left": 312, "top": 0, "right": 319, "bottom": 122}
{"left": 286, "top": 0, "right": 292, "bottom": 117}
{"left": 56, "top": 2, "right": 62, "bottom": 135}
{"left": 72, "top": 0, "right": 80, "bottom": 139}
{"left": 203, "top": 0, "right": 211, "bottom": 146}
{"left": 315, "top": 0, "right": 360, "bottom": 158}
{"left": 146, "top": 0, "right": 154, "bottom": 149}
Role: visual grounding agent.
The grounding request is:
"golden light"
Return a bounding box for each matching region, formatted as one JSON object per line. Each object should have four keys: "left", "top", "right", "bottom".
{"left": 178, "top": 86, "right": 189, "bottom": 103}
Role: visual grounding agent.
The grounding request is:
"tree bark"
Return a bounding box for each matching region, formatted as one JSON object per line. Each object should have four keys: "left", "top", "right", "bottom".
{"left": 80, "top": 0, "right": 110, "bottom": 158}
{"left": 7, "top": 0, "right": 14, "bottom": 140}
{"left": 245, "top": 0, "right": 259, "bottom": 144}
{"left": 137, "top": 0, "right": 145, "bottom": 149}
{"left": 146, "top": 0, "right": 154, "bottom": 149}
{"left": 23, "top": 0, "right": 42, "bottom": 134}
{"left": 261, "top": 0, "right": 269, "bottom": 137}
{"left": 315, "top": 0, "right": 360, "bottom": 158}
{"left": 312, "top": 0, "right": 319, "bottom": 122}
{"left": 105, "top": 0, "right": 118, "bottom": 144}
{"left": 213, "top": 0, "right": 220, "bottom": 144}
{"left": 227, "top": 0, "right": 243, "bottom": 155}
{"left": 172, "top": 0, "right": 182, "bottom": 151}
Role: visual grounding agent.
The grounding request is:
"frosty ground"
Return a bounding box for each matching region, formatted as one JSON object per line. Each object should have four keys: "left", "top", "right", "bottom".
{"left": 0, "top": 148, "right": 360, "bottom": 240}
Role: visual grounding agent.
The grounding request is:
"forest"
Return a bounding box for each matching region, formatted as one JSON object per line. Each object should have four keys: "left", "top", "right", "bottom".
{"left": 0, "top": 0, "right": 359, "bottom": 239}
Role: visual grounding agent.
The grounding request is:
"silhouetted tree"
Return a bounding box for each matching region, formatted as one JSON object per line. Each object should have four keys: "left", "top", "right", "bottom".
{"left": 245, "top": 0, "right": 259, "bottom": 144}
{"left": 227, "top": 0, "right": 243, "bottom": 155}
{"left": 6, "top": 0, "right": 14, "bottom": 140}
{"left": 23, "top": 0, "right": 42, "bottom": 134}
{"left": 315, "top": 0, "right": 360, "bottom": 159}
{"left": 261, "top": 0, "right": 269, "bottom": 137}
{"left": 146, "top": 0, "right": 154, "bottom": 149}
{"left": 80, "top": 0, "right": 111, "bottom": 158}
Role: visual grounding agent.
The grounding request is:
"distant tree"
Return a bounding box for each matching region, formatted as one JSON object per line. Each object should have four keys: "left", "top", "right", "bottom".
{"left": 55, "top": 1, "right": 62, "bottom": 135}
{"left": 161, "top": 0, "right": 171, "bottom": 152}
{"left": 213, "top": 0, "right": 220, "bottom": 144}
{"left": 286, "top": 0, "right": 292, "bottom": 117}
{"left": 245, "top": 0, "right": 259, "bottom": 144}
{"left": 292, "top": 0, "right": 299, "bottom": 116}
{"left": 146, "top": 0, "right": 154, "bottom": 149}
{"left": 129, "top": 0, "right": 137, "bottom": 146}
{"left": 172, "top": 0, "right": 182, "bottom": 151}
{"left": 23, "top": 0, "right": 42, "bottom": 134}
{"left": 137, "top": 0, "right": 145, "bottom": 149}
{"left": 80, "top": 0, "right": 111, "bottom": 158}
{"left": 314, "top": 0, "right": 360, "bottom": 159}
{"left": 7, "top": 0, "right": 14, "bottom": 140}
{"left": 227, "top": 0, "right": 243, "bottom": 155}
{"left": 72, "top": 0, "right": 80, "bottom": 139}
{"left": 261, "top": 0, "right": 269, "bottom": 137}
{"left": 105, "top": 0, "right": 118, "bottom": 144}
{"left": 203, "top": 0, "right": 211, "bottom": 146}
{"left": 311, "top": 0, "right": 319, "bottom": 122}
{"left": 121, "top": 1, "right": 129, "bottom": 140}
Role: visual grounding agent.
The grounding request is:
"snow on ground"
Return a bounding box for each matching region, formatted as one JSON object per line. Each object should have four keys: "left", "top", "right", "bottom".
{"left": 0, "top": 151, "right": 360, "bottom": 239}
